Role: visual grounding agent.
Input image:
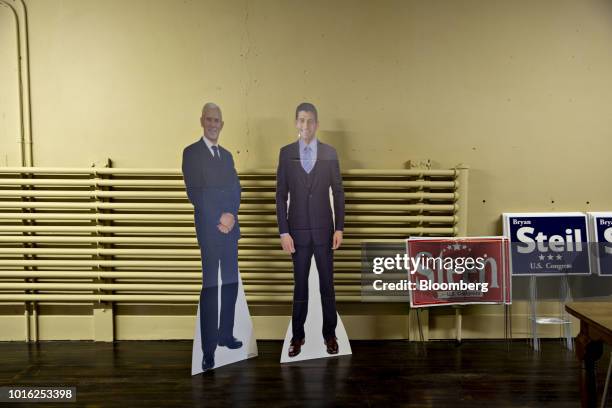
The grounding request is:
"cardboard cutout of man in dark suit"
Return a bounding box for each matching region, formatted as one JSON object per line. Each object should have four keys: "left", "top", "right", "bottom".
{"left": 275, "top": 102, "right": 345, "bottom": 358}
{"left": 182, "top": 103, "right": 243, "bottom": 372}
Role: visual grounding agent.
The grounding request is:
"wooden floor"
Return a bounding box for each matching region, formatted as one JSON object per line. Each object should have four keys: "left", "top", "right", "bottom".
{"left": 1, "top": 340, "right": 610, "bottom": 407}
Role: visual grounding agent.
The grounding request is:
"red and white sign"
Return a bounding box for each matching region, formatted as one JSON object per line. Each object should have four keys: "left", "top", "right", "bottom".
{"left": 406, "top": 237, "right": 511, "bottom": 308}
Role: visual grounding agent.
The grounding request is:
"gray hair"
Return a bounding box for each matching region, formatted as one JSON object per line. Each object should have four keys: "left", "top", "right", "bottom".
{"left": 201, "top": 102, "right": 222, "bottom": 119}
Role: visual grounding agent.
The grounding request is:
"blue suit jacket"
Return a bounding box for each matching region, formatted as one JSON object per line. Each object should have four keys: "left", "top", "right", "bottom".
{"left": 182, "top": 139, "right": 241, "bottom": 248}
{"left": 275, "top": 140, "right": 345, "bottom": 246}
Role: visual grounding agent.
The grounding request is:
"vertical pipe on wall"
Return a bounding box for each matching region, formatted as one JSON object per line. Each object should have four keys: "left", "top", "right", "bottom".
{"left": 92, "top": 164, "right": 116, "bottom": 341}
{"left": 0, "top": 1, "right": 33, "bottom": 340}
{"left": 454, "top": 166, "right": 469, "bottom": 236}
{"left": 23, "top": 305, "right": 29, "bottom": 341}
{"left": 453, "top": 166, "right": 470, "bottom": 342}
{"left": 17, "top": 0, "right": 32, "bottom": 166}
{"left": 32, "top": 305, "right": 38, "bottom": 341}
{"left": 19, "top": 0, "right": 38, "bottom": 342}
{"left": 0, "top": 0, "right": 32, "bottom": 166}
{"left": 0, "top": 1, "right": 22, "bottom": 162}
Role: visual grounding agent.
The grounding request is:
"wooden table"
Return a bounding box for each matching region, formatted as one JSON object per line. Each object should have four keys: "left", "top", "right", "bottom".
{"left": 565, "top": 301, "right": 612, "bottom": 408}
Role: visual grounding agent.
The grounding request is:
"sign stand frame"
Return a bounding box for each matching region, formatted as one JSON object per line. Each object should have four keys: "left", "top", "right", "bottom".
{"left": 528, "top": 275, "right": 573, "bottom": 352}
{"left": 504, "top": 303, "right": 512, "bottom": 350}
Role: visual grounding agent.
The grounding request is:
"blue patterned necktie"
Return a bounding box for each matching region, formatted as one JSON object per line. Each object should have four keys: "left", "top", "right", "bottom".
{"left": 211, "top": 145, "right": 220, "bottom": 160}
{"left": 302, "top": 146, "right": 313, "bottom": 173}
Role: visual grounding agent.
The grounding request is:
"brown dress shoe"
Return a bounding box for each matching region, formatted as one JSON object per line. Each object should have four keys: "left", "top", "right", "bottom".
{"left": 325, "top": 337, "right": 339, "bottom": 355}
{"left": 288, "top": 338, "right": 305, "bottom": 357}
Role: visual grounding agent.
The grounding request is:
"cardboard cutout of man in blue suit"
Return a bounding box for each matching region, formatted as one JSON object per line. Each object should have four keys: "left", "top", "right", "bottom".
{"left": 182, "top": 103, "right": 243, "bottom": 372}
{"left": 276, "top": 102, "right": 345, "bottom": 358}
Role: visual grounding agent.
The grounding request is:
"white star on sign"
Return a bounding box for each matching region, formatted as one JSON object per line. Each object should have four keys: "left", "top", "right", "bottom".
{"left": 453, "top": 243, "right": 461, "bottom": 250}
{"left": 547, "top": 254, "right": 554, "bottom": 260}
{"left": 556, "top": 255, "right": 562, "bottom": 260}
{"left": 539, "top": 255, "right": 545, "bottom": 261}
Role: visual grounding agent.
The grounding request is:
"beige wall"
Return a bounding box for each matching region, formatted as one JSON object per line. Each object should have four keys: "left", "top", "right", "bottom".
{"left": 1, "top": 0, "right": 611, "bottom": 340}
{"left": 2, "top": 0, "right": 612, "bottom": 235}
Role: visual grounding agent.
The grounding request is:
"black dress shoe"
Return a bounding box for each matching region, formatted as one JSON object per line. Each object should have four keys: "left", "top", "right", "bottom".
{"left": 202, "top": 354, "right": 215, "bottom": 372}
{"left": 325, "top": 337, "right": 339, "bottom": 355}
{"left": 218, "top": 337, "right": 243, "bottom": 349}
{"left": 288, "top": 338, "right": 305, "bottom": 357}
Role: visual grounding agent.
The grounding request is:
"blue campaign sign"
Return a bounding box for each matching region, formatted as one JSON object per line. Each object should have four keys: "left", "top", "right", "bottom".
{"left": 591, "top": 213, "right": 612, "bottom": 276}
{"left": 503, "top": 213, "right": 591, "bottom": 276}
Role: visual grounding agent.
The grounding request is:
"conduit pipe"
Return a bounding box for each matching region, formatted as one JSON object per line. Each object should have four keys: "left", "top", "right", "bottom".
{"left": 0, "top": 236, "right": 407, "bottom": 245}
{"left": 0, "top": 0, "right": 32, "bottom": 166}
{"left": 0, "top": 271, "right": 362, "bottom": 280}
{"left": 0, "top": 190, "right": 458, "bottom": 200}
{"left": 0, "top": 201, "right": 456, "bottom": 212}
{"left": 0, "top": 213, "right": 456, "bottom": 223}
{"left": 0, "top": 282, "right": 361, "bottom": 292}
{"left": 0, "top": 167, "right": 455, "bottom": 176}
{"left": 0, "top": 226, "right": 456, "bottom": 234}
{"left": 0, "top": 260, "right": 361, "bottom": 268}
{"left": 0, "top": 178, "right": 456, "bottom": 189}
{"left": 0, "top": 248, "right": 361, "bottom": 257}
{"left": 0, "top": 0, "right": 33, "bottom": 341}
{"left": 0, "top": 294, "right": 362, "bottom": 302}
